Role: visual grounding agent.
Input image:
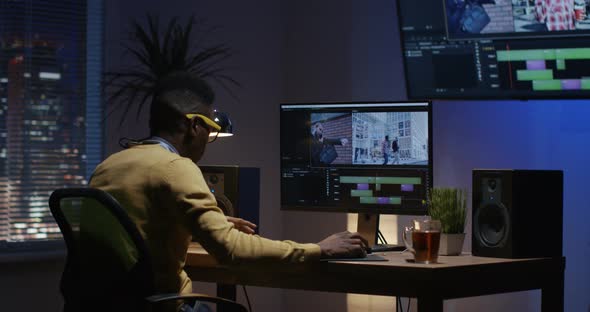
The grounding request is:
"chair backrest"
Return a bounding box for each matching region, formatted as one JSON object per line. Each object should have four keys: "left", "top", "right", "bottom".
{"left": 49, "top": 188, "right": 155, "bottom": 312}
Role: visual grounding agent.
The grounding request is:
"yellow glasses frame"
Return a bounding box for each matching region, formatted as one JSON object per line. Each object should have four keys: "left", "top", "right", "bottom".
{"left": 185, "top": 114, "right": 222, "bottom": 132}
{"left": 186, "top": 113, "right": 222, "bottom": 143}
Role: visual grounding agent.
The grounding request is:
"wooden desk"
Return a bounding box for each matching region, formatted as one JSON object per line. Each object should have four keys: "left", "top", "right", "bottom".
{"left": 185, "top": 245, "right": 565, "bottom": 312}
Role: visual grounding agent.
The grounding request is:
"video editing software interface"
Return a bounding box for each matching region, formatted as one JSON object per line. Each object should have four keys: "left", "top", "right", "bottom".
{"left": 280, "top": 102, "right": 432, "bottom": 215}
{"left": 398, "top": 0, "right": 590, "bottom": 99}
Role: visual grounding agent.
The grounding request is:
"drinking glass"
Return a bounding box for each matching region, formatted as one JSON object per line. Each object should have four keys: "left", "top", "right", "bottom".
{"left": 402, "top": 219, "right": 442, "bottom": 264}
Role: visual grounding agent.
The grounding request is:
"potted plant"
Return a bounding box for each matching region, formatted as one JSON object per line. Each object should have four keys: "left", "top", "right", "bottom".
{"left": 104, "top": 15, "right": 239, "bottom": 126}
{"left": 428, "top": 187, "right": 467, "bottom": 256}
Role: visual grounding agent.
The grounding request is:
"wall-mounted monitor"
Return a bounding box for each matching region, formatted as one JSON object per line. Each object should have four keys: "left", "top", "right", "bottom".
{"left": 397, "top": 0, "right": 590, "bottom": 99}
{"left": 280, "top": 101, "right": 432, "bottom": 216}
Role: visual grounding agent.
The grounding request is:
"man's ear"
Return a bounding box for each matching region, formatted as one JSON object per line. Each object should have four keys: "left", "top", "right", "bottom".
{"left": 186, "top": 117, "right": 200, "bottom": 137}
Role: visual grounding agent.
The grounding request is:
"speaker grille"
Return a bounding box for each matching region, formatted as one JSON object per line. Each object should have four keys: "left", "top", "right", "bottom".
{"left": 474, "top": 202, "right": 510, "bottom": 247}
{"left": 203, "top": 171, "right": 236, "bottom": 216}
{"left": 214, "top": 194, "right": 235, "bottom": 216}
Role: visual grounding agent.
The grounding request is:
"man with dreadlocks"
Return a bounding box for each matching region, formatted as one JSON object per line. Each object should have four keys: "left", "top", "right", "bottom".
{"left": 90, "top": 71, "right": 368, "bottom": 311}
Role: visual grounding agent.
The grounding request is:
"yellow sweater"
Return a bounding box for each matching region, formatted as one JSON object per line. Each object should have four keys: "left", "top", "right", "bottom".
{"left": 89, "top": 144, "right": 321, "bottom": 294}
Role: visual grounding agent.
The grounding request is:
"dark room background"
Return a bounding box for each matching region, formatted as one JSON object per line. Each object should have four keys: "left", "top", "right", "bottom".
{"left": 0, "top": 1, "right": 588, "bottom": 311}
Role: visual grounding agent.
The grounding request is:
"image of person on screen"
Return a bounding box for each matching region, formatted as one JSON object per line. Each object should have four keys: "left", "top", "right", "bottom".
{"left": 391, "top": 137, "right": 400, "bottom": 165}
{"left": 310, "top": 122, "right": 348, "bottom": 166}
{"left": 535, "top": 0, "right": 576, "bottom": 30}
{"left": 446, "top": 0, "right": 468, "bottom": 34}
{"left": 381, "top": 135, "right": 391, "bottom": 165}
{"left": 446, "top": 0, "right": 495, "bottom": 34}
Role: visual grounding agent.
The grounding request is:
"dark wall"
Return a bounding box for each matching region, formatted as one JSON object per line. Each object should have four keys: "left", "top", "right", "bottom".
{"left": 3, "top": 1, "right": 588, "bottom": 312}
{"left": 0, "top": 257, "right": 64, "bottom": 312}
{"left": 433, "top": 100, "right": 590, "bottom": 312}
{"left": 103, "top": 0, "right": 286, "bottom": 311}
{"left": 282, "top": 0, "right": 589, "bottom": 312}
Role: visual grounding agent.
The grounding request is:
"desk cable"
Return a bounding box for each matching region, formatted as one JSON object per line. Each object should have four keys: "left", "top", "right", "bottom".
{"left": 381, "top": 230, "right": 412, "bottom": 312}
{"left": 377, "top": 229, "right": 388, "bottom": 244}
{"left": 396, "top": 297, "right": 411, "bottom": 312}
{"left": 242, "top": 285, "right": 252, "bottom": 312}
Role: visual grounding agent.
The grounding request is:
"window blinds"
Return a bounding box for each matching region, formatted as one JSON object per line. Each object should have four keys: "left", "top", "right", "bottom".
{"left": 0, "top": 0, "right": 103, "bottom": 246}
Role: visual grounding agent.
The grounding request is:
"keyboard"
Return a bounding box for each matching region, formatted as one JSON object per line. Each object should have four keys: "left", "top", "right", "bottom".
{"left": 369, "top": 244, "right": 406, "bottom": 253}
{"left": 320, "top": 254, "right": 388, "bottom": 262}
{"left": 319, "top": 245, "right": 405, "bottom": 262}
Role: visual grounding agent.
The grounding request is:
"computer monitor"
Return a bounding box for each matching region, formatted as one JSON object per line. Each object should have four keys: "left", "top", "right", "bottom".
{"left": 280, "top": 101, "right": 432, "bottom": 247}
{"left": 397, "top": 0, "right": 590, "bottom": 99}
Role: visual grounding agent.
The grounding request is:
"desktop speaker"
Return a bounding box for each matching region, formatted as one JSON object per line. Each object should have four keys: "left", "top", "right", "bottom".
{"left": 199, "top": 165, "right": 260, "bottom": 232}
{"left": 472, "top": 169, "right": 563, "bottom": 258}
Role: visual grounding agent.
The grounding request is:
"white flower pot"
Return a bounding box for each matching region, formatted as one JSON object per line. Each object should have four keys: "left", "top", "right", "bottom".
{"left": 439, "top": 233, "right": 465, "bottom": 256}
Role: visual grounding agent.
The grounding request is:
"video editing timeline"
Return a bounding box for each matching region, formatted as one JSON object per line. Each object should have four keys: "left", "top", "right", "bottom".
{"left": 398, "top": 0, "right": 590, "bottom": 98}
{"left": 497, "top": 47, "right": 590, "bottom": 90}
{"left": 281, "top": 167, "right": 428, "bottom": 213}
{"left": 340, "top": 175, "right": 424, "bottom": 206}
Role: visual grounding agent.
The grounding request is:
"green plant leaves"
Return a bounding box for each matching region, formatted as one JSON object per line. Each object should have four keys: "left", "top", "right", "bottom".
{"left": 103, "top": 14, "right": 239, "bottom": 127}
{"left": 427, "top": 188, "right": 467, "bottom": 234}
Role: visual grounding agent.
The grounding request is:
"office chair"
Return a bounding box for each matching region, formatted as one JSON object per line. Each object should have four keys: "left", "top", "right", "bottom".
{"left": 49, "top": 187, "right": 247, "bottom": 312}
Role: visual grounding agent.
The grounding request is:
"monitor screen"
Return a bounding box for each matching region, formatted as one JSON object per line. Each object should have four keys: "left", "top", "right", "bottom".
{"left": 280, "top": 101, "right": 432, "bottom": 215}
{"left": 397, "top": 0, "right": 590, "bottom": 99}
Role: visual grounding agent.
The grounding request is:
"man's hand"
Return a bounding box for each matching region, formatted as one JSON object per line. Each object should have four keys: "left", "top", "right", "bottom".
{"left": 340, "top": 138, "right": 349, "bottom": 146}
{"left": 227, "top": 216, "right": 257, "bottom": 234}
{"left": 317, "top": 231, "right": 368, "bottom": 259}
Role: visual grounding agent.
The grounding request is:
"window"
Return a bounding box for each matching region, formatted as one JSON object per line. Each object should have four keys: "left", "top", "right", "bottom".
{"left": 0, "top": 0, "right": 103, "bottom": 248}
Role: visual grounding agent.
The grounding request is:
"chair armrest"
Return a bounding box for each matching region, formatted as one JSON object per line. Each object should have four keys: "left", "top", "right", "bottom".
{"left": 146, "top": 293, "right": 248, "bottom": 312}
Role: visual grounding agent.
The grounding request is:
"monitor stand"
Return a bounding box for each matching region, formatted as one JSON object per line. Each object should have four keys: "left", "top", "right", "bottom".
{"left": 357, "top": 213, "right": 405, "bottom": 252}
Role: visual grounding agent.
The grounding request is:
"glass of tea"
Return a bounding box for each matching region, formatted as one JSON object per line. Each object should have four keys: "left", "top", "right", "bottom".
{"left": 402, "top": 219, "right": 442, "bottom": 264}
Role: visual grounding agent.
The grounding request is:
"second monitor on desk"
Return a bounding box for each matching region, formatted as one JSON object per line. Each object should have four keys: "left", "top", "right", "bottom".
{"left": 279, "top": 101, "right": 433, "bottom": 248}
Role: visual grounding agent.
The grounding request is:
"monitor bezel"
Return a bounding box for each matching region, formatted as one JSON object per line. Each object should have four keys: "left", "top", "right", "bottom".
{"left": 279, "top": 100, "right": 433, "bottom": 215}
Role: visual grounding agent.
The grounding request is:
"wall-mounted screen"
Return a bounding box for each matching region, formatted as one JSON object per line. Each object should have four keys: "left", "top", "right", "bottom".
{"left": 397, "top": 0, "right": 590, "bottom": 99}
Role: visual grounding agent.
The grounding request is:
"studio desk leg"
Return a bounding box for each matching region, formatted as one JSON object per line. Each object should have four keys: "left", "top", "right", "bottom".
{"left": 217, "top": 283, "right": 238, "bottom": 312}
{"left": 541, "top": 258, "right": 565, "bottom": 312}
{"left": 417, "top": 296, "right": 443, "bottom": 312}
